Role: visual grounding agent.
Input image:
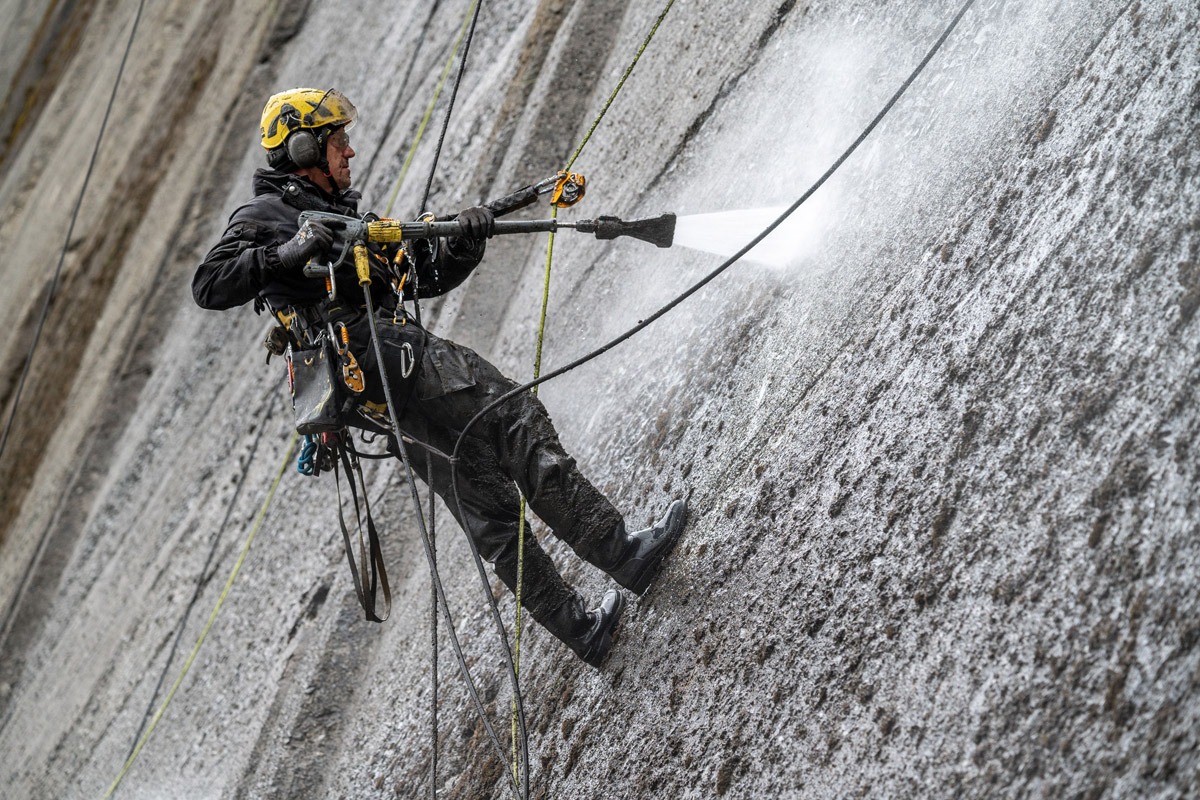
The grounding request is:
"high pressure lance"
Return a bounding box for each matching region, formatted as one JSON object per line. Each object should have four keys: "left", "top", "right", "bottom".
{"left": 300, "top": 172, "right": 676, "bottom": 288}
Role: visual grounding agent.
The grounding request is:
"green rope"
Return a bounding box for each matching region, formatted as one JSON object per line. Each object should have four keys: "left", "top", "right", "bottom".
{"left": 383, "top": 0, "right": 480, "bottom": 218}
{"left": 509, "top": 203, "right": 559, "bottom": 783}
{"left": 104, "top": 433, "right": 298, "bottom": 799}
{"left": 565, "top": 0, "right": 676, "bottom": 171}
{"left": 510, "top": 0, "right": 677, "bottom": 782}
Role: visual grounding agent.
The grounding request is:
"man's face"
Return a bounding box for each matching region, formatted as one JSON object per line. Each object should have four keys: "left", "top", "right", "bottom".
{"left": 325, "top": 127, "right": 355, "bottom": 190}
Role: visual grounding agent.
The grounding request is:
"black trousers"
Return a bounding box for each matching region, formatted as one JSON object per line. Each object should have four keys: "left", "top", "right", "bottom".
{"left": 363, "top": 324, "right": 624, "bottom": 625}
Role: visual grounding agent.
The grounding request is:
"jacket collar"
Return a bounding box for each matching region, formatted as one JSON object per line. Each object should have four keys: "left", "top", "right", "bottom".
{"left": 252, "top": 168, "right": 361, "bottom": 214}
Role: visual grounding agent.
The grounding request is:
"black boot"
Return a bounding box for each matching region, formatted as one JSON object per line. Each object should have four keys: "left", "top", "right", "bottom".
{"left": 597, "top": 499, "right": 688, "bottom": 595}
{"left": 541, "top": 589, "right": 626, "bottom": 668}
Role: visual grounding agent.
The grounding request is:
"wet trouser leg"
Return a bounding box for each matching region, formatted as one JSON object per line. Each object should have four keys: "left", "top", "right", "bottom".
{"left": 394, "top": 415, "right": 582, "bottom": 633}
{"left": 399, "top": 335, "right": 626, "bottom": 566}
{"left": 384, "top": 333, "right": 629, "bottom": 644}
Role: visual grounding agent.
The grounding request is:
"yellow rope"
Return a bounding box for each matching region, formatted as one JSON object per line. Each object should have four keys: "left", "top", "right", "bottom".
{"left": 510, "top": 0, "right": 677, "bottom": 784}
{"left": 383, "top": 0, "right": 480, "bottom": 218}
{"left": 104, "top": 432, "right": 298, "bottom": 799}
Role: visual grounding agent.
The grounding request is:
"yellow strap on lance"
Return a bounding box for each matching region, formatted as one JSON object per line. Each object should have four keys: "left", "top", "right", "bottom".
{"left": 367, "top": 218, "right": 405, "bottom": 243}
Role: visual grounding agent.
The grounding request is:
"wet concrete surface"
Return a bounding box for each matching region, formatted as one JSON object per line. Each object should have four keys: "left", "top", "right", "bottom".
{"left": 0, "top": 0, "right": 1197, "bottom": 797}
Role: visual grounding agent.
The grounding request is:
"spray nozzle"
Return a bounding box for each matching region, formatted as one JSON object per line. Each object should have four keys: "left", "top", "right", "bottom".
{"left": 574, "top": 213, "right": 676, "bottom": 248}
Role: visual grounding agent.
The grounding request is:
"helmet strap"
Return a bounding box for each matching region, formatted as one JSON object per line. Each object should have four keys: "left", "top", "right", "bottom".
{"left": 314, "top": 127, "right": 345, "bottom": 197}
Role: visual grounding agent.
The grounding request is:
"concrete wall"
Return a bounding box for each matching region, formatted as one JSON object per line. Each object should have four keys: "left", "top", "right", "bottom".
{"left": 0, "top": 0, "right": 1196, "bottom": 797}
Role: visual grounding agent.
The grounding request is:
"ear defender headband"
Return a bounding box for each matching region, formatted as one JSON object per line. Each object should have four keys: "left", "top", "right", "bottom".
{"left": 275, "top": 103, "right": 315, "bottom": 169}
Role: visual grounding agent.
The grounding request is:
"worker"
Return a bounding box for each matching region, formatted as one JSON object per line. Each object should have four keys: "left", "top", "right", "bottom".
{"left": 192, "top": 88, "right": 687, "bottom": 667}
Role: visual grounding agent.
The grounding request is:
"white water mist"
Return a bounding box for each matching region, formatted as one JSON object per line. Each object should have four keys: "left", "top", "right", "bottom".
{"left": 673, "top": 201, "right": 835, "bottom": 270}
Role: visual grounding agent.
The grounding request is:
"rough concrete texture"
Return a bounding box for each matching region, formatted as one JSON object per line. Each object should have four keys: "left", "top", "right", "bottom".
{"left": 1, "top": 0, "right": 1197, "bottom": 797}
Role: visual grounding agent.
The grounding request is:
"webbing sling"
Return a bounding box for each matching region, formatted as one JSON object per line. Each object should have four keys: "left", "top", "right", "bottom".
{"left": 333, "top": 436, "right": 392, "bottom": 621}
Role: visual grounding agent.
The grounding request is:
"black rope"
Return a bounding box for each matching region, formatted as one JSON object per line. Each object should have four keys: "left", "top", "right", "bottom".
{"left": 419, "top": 0, "right": 483, "bottom": 213}
{"left": 418, "top": 2, "right": 532, "bottom": 795}
{"left": 358, "top": 1, "right": 444, "bottom": 190}
{"left": 429, "top": 501, "right": 438, "bottom": 800}
{"left": 349, "top": 6, "right": 531, "bottom": 769}
{"left": 354, "top": 2, "right": 495, "bottom": 793}
{"left": 0, "top": 0, "right": 147, "bottom": 462}
{"left": 370, "top": 0, "right": 532, "bottom": 795}
{"left": 361, "top": 288, "right": 523, "bottom": 799}
{"left": 445, "top": 0, "right": 981, "bottom": 538}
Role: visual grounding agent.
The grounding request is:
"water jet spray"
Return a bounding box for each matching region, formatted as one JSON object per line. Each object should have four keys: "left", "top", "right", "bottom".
{"left": 672, "top": 206, "right": 828, "bottom": 270}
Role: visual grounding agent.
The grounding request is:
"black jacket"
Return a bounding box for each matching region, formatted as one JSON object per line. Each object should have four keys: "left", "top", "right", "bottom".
{"left": 192, "top": 169, "right": 485, "bottom": 313}
{"left": 193, "top": 169, "right": 488, "bottom": 409}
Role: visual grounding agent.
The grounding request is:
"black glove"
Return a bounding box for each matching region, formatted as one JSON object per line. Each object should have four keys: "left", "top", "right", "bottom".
{"left": 455, "top": 206, "right": 495, "bottom": 239}
{"left": 277, "top": 220, "right": 334, "bottom": 271}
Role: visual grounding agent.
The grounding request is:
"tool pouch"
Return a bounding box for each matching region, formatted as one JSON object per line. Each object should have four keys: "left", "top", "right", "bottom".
{"left": 286, "top": 341, "right": 342, "bottom": 434}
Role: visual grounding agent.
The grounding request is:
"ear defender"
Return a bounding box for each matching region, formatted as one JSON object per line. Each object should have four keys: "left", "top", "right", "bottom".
{"left": 274, "top": 102, "right": 320, "bottom": 169}
{"left": 286, "top": 129, "right": 321, "bottom": 169}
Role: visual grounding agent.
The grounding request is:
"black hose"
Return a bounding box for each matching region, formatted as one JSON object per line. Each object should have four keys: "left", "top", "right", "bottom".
{"left": 446, "top": 0, "right": 981, "bottom": 520}
{"left": 376, "top": 0, "right": 532, "bottom": 793}
{"left": 361, "top": 288, "right": 523, "bottom": 799}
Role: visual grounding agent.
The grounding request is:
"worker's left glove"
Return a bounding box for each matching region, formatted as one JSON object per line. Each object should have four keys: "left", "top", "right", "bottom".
{"left": 455, "top": 206, "right": 495, "bottom": 239}
{"left": 277, "top": 220, "right": 335, "bottom": 271}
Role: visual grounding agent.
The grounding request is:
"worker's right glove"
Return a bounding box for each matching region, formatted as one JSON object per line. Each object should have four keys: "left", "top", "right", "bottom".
{"left": 455, "top": 206, "right": 496, "bottom": 239}
{"left": 277, "top": 220, "right": 334, "bottom": 271}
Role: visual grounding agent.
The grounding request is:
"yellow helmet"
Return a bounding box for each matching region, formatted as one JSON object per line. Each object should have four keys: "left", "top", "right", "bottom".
{"left": 260, "top": 88, "right": 357, "bottom": 168}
